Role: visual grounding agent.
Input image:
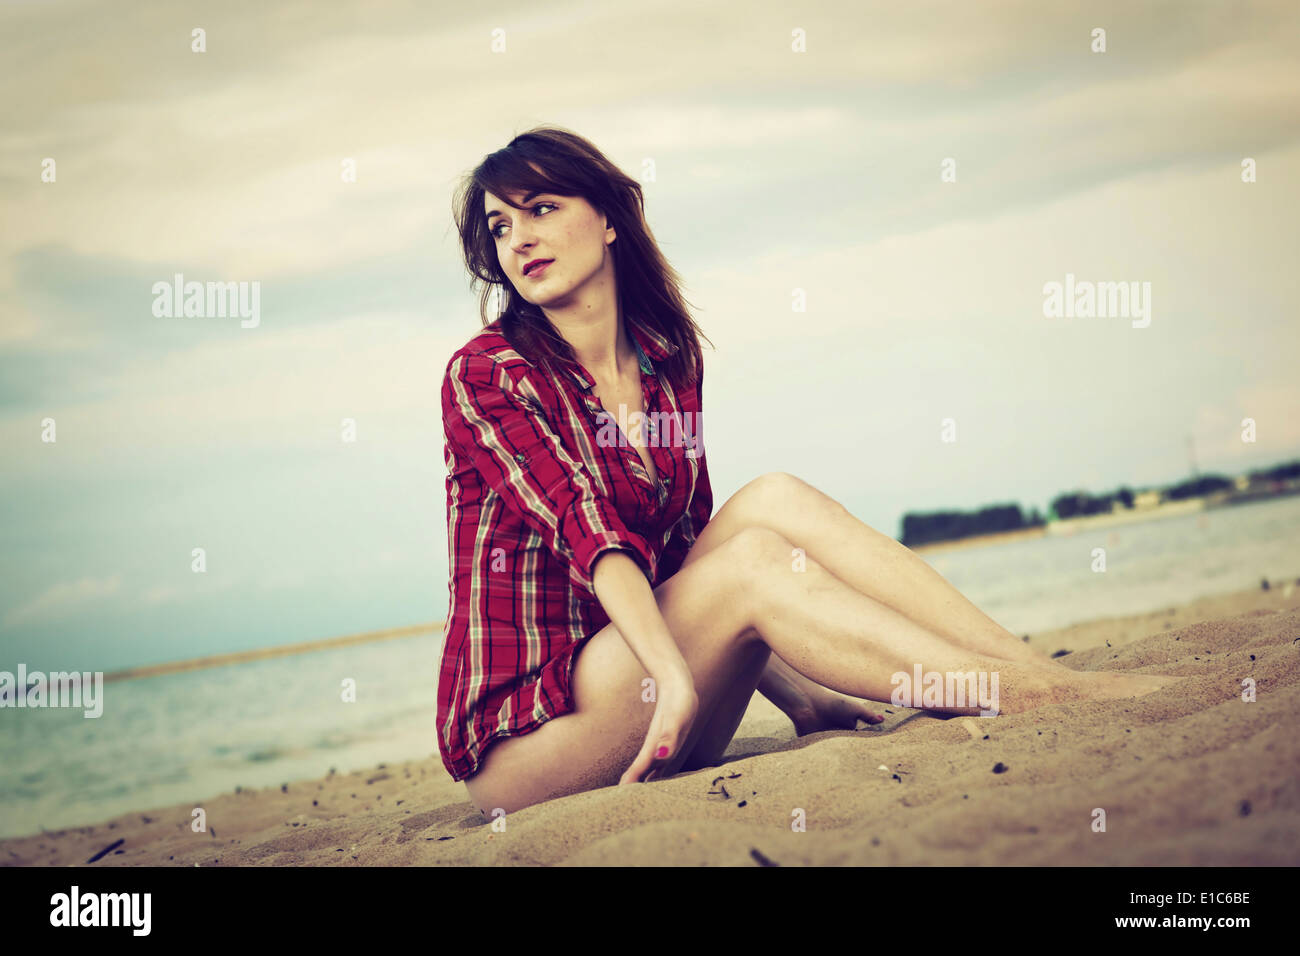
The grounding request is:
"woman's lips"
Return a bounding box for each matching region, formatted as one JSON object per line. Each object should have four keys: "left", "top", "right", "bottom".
{"left": 525, "top": 259, "right": 553, "bottom": 278}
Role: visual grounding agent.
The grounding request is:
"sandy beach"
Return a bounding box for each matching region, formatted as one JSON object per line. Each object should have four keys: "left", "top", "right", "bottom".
{"left": 5, "top": 581, "right": 1299, "bottom": 867}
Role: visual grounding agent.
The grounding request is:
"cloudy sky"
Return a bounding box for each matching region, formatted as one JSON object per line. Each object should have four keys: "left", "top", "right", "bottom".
{"left": 1, "top": 0, "right": 1297, "bottom": 671}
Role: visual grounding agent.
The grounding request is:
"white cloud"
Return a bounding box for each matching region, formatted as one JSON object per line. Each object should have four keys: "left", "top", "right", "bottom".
{"left": 3, "top": 0, "right": 1296, "bottom": 316}
{"left": 3, "top": 574, "right": 123, "bottom": 629}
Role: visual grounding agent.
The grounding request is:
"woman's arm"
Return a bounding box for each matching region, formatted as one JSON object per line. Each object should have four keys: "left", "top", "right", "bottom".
{"left": 592, "top": 551, "right": 691, "bottom": 680}
{"left": 591, "top": 550, "right": 699, "bottom": 784}
{"left": 443, "top": 349, "right": 659, "bottom": 600}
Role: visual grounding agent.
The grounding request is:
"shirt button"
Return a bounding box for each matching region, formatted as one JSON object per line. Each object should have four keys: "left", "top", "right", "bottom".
{"left": 513, "top": 452, "right": 528, "bottom": 464}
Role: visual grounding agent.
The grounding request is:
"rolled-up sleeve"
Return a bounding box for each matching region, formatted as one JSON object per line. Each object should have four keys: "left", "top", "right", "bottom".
{"left": 443, "top": 349, "right": 658, "bottom": 602}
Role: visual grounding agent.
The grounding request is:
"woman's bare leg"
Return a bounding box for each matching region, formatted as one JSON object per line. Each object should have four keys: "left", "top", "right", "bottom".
{"left": 465, "top": 530, "right": 772, "bottom": 815}
{"left": 684, "top": 472, "right": 1056, "bottom": 667}
{"left": 668, "top": 471, "right": 1058, "bottom": 734}
{"left": 463, "top": 526, "right": 1168, "bottom": 816}
{"left": 756, "top": 651, "right": 874, "bottom": 735}
{"left": 736, "top": 526, "right": 1170, "bottom": 707}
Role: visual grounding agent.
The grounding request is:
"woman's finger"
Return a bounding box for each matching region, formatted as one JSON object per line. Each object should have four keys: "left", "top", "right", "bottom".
{"left": 619, "top": 743, "right": 653, "bottom": 785}
{"left": 622, "top": 726, "right": 669, "bottom": 785}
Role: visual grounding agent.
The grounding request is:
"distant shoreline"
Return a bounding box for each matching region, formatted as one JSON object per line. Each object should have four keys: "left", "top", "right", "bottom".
{"left": 908, "top": 525, "right": 1048, "bottom": 555}
{"left": 908, "top": 490, "right": 1299, "bottom": 555}
{"left": 101, "top": 621, "right": 444, "bottom": 684}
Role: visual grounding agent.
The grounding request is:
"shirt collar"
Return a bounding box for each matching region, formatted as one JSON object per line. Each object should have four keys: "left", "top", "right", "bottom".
{"left": 563, "top": 313, "right": 677, "bottom": 392}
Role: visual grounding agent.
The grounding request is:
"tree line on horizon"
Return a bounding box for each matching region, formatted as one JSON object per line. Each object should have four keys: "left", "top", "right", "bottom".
{"left": 898, "top": 458, "right": 1300, "bottom": 548}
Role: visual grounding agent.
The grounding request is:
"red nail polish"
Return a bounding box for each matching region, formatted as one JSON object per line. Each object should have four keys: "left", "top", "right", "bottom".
{"left": 656, "top": 745, "right": 669, "bottom": 758}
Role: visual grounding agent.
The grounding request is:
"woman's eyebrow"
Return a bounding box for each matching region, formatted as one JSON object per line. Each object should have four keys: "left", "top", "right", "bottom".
{"left": 486, "top": 191, "right": 546, "bottom": 221}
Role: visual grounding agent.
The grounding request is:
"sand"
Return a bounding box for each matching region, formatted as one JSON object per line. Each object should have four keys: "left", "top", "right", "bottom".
{"left": 5, "top": 582, "right": 1299, "bottom": 866}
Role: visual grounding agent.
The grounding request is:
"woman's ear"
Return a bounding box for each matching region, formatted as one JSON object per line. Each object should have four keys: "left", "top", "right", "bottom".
{"left": 594, "top": 204, "right": 615, "bottom": 243}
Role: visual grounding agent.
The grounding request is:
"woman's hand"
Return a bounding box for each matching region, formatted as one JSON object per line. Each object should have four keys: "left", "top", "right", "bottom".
{"left": 619, "top": 661, "right": 699, "bottom": 786}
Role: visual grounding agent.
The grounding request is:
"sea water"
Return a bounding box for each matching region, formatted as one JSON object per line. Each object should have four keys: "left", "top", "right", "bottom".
{"left": 1, "top": 495, "right": 1297, "bottom": 840}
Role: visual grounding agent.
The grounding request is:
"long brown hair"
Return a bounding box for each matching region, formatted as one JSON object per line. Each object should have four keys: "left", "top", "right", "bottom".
{"left": 451, "top": 126, "right": 712, "bottom": 391}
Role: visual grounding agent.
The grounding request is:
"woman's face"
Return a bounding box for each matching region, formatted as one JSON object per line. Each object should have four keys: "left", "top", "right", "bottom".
{"left": 484, "top": 185, "right": 615, "bottom": 309}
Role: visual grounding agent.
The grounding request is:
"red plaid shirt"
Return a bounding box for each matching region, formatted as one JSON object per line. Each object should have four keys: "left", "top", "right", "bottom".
{"left": 437, "top": 314, "right": 711, "bottom": 782}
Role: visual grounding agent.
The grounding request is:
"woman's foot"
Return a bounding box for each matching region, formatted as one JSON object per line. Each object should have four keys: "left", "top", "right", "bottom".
{"left": 788, "top": 689, "right": 885, "bottom": 736}
{"left": 986, "top": 666, "right": 1184, "bottom": 714}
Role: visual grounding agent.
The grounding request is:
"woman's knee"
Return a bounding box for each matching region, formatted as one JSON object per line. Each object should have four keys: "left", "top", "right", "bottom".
{"left": 732, "top": 471, "right": 804, "bottom": 514}
{"left": 722, "top": 524, "right": 800, "bottom": 572}
{"left": 749, "top": 470, "right": 840, "bottom": 504}
{"left": 727, "top": 471, "right": 849, "bottom": 528}
{"left": 685, "top": 525, "right": 784, "bottom": 593}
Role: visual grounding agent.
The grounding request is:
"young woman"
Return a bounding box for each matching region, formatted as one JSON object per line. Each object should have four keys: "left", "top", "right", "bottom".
{"left": 439, "top": 126, "right": 1179, "bottom": 818}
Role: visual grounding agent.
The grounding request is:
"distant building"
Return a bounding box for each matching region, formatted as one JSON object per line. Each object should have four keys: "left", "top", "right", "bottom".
{"left": 1133, "top": 490, "right": 1161, "bottom": 509}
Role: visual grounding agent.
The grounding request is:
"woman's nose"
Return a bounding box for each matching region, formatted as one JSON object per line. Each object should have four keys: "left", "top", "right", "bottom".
{"left": 510, "top": 222, "right": 535, "bottom": 251}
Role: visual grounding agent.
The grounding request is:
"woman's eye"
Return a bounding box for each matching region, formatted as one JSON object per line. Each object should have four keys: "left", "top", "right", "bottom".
{"left": 491, "top": 202, "right": 556, "bottom": 238}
